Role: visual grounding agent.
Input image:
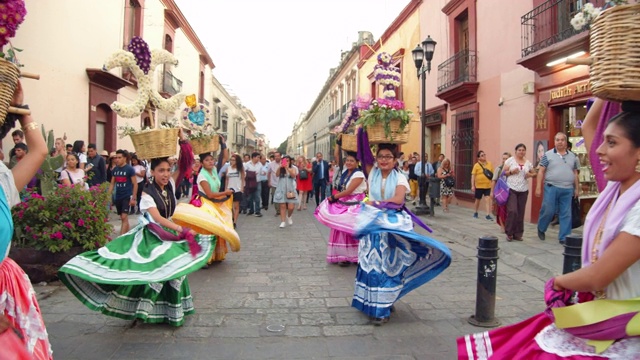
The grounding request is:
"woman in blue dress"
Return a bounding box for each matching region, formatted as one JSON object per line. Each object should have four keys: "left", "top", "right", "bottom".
{"left": 352, "top": 143, "right": 451, "bottom": 324}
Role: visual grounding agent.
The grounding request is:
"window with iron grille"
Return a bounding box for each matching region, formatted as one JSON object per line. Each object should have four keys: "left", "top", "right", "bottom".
{"left": 451, "top": 111, "right": 477, "bottom": 193}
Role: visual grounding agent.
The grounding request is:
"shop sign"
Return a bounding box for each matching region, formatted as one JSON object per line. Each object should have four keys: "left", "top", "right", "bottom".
{"left": 549, "top": 81, "right": 590, "bottom": 102}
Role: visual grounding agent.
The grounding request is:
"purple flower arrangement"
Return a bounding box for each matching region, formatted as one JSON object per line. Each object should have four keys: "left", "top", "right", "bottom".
{"left": 127, "top": 36, "right": 151, "bottom": 74}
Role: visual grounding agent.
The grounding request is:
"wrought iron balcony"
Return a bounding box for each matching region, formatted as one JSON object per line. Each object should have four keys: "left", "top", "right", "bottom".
{"left": 435, "top": 50, "right": 478, "bottom": 105}
{"left": 437, "top": 50, "right": 477, "bottom": 93}
{"left": 162, "top": 70, "right": 182, "bottom": 96}
{"left": 245, "top": 138, "right": 257, "bottom": 148}
{"left": 520, "top": 0, "right": 607, "bottom": 58}
{"left": 235, "top": 135, "right": 244, "bottom": 146}
{"left": 328, "top": 114, "right": 334, "bottom": 123}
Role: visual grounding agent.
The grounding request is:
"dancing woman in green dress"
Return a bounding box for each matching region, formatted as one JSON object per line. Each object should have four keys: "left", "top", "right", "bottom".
{"left": 59, "top": 136, "right": 215, "bottom": 326}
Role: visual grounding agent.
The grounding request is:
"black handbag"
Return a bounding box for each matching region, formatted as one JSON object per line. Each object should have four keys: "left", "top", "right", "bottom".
{"left": 299, "top": 169, "right": 309, "bottom": 180}
{"left": 571, "top": 197, "right": 582, "bottom": 229}
{"left": 479, "top": 163, "right": 494, "bottom": 181}
{"left": 444, "top": 176, "right": 455, "bottom": 188}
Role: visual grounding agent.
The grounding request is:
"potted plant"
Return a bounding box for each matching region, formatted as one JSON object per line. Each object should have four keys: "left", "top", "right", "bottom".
{"left": 10, "top": 184, "right": 113, "bottom": 283}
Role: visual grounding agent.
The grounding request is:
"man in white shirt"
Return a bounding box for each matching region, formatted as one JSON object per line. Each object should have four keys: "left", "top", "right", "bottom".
{"left": 258, "top": 155, "right": 270, "bottom": 211}
{"left": 244, "top": 152, "right": 263, "bottom": 217}
{"left": 240, "top": 153, "right": 251, "bottom": 214}
{"left": 268, "top": 152, "right": 282, "bottom": 216}
{"left": 414, "top": 153, "right": 435, "bottom": 206}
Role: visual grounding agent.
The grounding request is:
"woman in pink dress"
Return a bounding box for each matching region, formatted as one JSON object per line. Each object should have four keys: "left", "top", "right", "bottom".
{"left": 457, "top": 100, "right": 640, "bottom": 359}
{"left": 315, "top": 151, "right": 366, "bottom": 266}
{"left": 296, "top": 156, "right": 312, "bottom": 211}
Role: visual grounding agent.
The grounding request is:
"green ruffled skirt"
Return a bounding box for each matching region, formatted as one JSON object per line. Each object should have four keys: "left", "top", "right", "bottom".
{"left": 58, "top": 222, "right": 215, "bottom": 326}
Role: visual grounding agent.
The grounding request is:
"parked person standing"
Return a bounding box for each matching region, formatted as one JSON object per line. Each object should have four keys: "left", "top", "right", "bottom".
{"left": 275, "top": 155, "right": 298, "bottom": 228}
{"left": 268, "top": 151, "right": 282, "bottom": 216}
{"left": 414, "top": 153, "right": 434, "bottom": 207}
{"left": 296, "top": 155, "right": 312, "bottom": 210}
{"left": 59, "top": 153, "right": 88, "bottom": 190}
{"left": 471, "top": 150, "right": 493, "bottom": 220}
{"left": 312, "top": 152, "right": 330, "bottom": 207}
{"left": 432, "top": 154, "right": 444, "bottom": 206}
{"left": 0, "top": 82, "right": 54, "bottom": 359}
{"left": 225, "top": 154, "right": 244, "bottom": 226}
{"left": 86, "top": 143, "right": 107, "bottom": 187}
{"left": 258, "top": 155, "right": 270, "bottom": 211}
{"left": 71, "top": 140, "right": 87, "bottom": 170}
{"left": 503, "top": 144, "right": 537, "bottom": 241}
{"left": 491, "top": 152, "right": 511, "bottom": 233}
{"left": 7, "top": 129, "right": 26, "bottom": 169}
{"left": 131, "top": 154, "right": 146, "bottom": 214}
{"left": 535, "top": 132, "right": 580, "bottom": 244}
{"left": 315, "top": 151, "right": 365, "bottom": 265}
{"left": 108, "top": 149, "right": 138, "bottom": 235}
{"left": 408, "top": 155, "right": 418, "bottom": 203}
{"left": 244, "top": 152, "right": 263, "bottom": 217}
{"left": 437, "top": 158, "right": 454, "bottom": 212}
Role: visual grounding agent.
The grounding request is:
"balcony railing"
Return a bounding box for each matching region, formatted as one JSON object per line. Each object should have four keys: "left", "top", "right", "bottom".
{"left": 328, "top": 114, "right": 334, "bottom": 122}
{"left": 520, "top": 0, "right": 607, "bottom": 58}
{"left": 245, "top": 139, "right": 257, "bottom": 148}
{"left": 437, "top": 50, "right": 477, "bottom": 93}
{"left": 235, "top": 135, "right": 245, "bottom": 146}
{"left": 341, "top": 103, "right": 347, "bottom": 113}
{"left": 162, "top": 70, "right": 183, "bottom": 96}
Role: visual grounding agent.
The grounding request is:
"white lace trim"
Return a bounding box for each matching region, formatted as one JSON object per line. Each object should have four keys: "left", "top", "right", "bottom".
{"left": 0, "top": 280, "right": 52, "bottom": 356}
{"left": 535, "top": 324, "right": 640, "bottom": 359}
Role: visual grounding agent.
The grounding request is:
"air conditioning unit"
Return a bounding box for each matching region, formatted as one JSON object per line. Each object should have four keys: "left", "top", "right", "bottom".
{"left": 523, "top": 82, "right": 535, "bottom": 95}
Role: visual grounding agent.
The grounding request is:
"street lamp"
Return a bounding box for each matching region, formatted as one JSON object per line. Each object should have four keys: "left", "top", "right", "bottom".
{"left": 313, "top": 132, "right": 317, "bottom": 155}
{"left": 411, "top": 35, "right": 436, "bottom": 216}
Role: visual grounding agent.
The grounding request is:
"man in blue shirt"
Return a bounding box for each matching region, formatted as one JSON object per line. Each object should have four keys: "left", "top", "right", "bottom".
{"left": 108, "top": 149, "right": 138, "bottom": 235}
{"left": 414, "top": 153, "right": 435, "bottom": 206}
{"left": 312, "top": 152, "right": 330, "bottom": 207}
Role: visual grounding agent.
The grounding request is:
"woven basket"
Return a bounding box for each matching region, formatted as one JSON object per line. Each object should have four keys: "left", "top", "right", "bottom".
{"left": 341, "top": 133, "right": 357, "bottom": 152}
{"left": 130, "top": 128, "right": 180, "bottom": 159}
{"left": 191, "top": 135, "right": 220, "bottom": 155}
{"left": 589, "top": 4, "right": 640, "bottom": 101}
{"left": 0, "top": 59, "right": 20, "bottom": 125}
{"left": 366, "top": 119, "right": 409, "bottom": 144}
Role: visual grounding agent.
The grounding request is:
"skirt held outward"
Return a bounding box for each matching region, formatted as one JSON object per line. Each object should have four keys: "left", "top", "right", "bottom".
{"left": 315, "top": 193, "right": 365, "bottom": 264}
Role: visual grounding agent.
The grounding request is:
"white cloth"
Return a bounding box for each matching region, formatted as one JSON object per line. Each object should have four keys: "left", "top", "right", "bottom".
{"left": 78, "top": 153, "right": 87, "bottom": 165}
{"left": 504, "top": 157, "right": 533, "bottom": 192}
{"left": 245, "top": 161, "right": 262, "bottom": 173}
{"left": 367, "top": 172, "right": 410, "bottom": 201}
{"left": 140, "top": 178, "right": 177, "bottom": 221}
{"left": 0, "top": 162, "right": 19, "bottom": 207}
{"left": 268, "top": 160, "right": 281, "bottom": 186}
{"left": 606, "top": 200, "right": 640, "bottom": 300}
{"left": 226, "top": 167, "right": 242, "bottom": 192}
{"left": 342, "top": 169, "right": 367, "bottom": 194}
{"left": 133, "top": 164, "right": 145, "bottom": 184}
{"left": 58, "top": 168, "right": 89, "bottom": 190}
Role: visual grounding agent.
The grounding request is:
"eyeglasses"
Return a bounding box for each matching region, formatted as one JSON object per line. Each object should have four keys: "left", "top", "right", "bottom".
{"left": 376, "top": 155, "right": 394, "bottom": 161}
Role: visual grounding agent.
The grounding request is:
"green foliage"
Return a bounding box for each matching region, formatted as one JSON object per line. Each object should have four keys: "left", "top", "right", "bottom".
{"left": 277, "top": 139, "right": 288, "bottom": 155}
{"left": 12, "top": 183, "right": 113, "bottom": 253}
{"left": 35, "top": 125, "right": 64, "bottom": 196}
{"left": 356, "top": 102, "right": 412, "bottom": 141}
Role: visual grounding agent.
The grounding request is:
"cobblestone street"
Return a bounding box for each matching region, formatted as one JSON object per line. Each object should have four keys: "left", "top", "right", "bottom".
{"left": 36, "top": 203, "right": 565, "bottom": 359}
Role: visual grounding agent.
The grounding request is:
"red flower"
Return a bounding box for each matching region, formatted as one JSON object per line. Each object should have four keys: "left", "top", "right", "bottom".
{"left": 77, "top": 219, "right": 85, "bottom": 227}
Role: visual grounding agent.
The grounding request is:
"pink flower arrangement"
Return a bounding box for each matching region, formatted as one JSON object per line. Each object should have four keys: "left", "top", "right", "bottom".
{"left": 0, "top": 0, "right": 26, "bottom": 48}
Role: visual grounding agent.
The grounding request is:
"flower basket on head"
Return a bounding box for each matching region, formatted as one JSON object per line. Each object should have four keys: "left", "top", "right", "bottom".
{"left": 0, "top": 58, "right": 19, "bottom": 123}
{"left": 130, "top": 128, "right": 179, "bottom": 159}
{"left": 366, "top": 119, "right": 409, "bottom": 144}
{"left": 191, "top": 134, "right": 220, "bottom": 155}
{"left": 340, "top": 133, "right": 358, "bottom": 152}
{"left": 588, "top": 4, "right": 640, "bottom": 101}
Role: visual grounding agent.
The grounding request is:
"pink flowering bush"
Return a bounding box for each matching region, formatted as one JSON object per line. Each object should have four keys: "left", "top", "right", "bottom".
{"left": 12, "top": 183, "right": 113, "bottom": 253}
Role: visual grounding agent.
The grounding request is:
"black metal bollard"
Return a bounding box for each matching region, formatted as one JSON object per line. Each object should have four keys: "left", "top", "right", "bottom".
{"left": 562, "top": 235, "right": 582, "bottom": 274}
{"left": 468, "top": 236, "right": 501, "bottom": 327}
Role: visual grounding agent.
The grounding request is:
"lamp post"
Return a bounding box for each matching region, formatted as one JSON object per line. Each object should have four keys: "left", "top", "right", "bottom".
{"left": 411, "top": 35, "right": 437, "bottom": 216}
{"left": 313, "top": 132, "right": 317, "bottom": 155}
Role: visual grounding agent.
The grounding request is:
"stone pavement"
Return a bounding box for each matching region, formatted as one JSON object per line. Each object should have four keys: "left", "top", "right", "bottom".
{"left": 32, "top": 200, "right": 575, "bottom": 359}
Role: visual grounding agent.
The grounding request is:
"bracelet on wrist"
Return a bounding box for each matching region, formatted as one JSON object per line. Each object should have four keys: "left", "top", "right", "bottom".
{"left": 22, "top": 121, "right": 39, "bottom": 134}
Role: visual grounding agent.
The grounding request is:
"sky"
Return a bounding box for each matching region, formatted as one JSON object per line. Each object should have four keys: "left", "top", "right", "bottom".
{"left": 174, "top": 0, "right": 411, "bottom": 147}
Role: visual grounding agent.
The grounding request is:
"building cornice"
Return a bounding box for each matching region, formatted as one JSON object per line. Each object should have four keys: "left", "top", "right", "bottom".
{"left": 442, "top": 0, "right": 466, "bottom": 15}
{"left": 161, "top": 0, "right": 214, "bottom": 68}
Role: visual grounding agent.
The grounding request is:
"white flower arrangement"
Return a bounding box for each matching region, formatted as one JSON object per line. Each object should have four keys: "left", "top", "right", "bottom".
{"left": 103, "top": 45, "right": 185, "bottom": 118}
{"left": 116, "top": 118, "right": 179, "bottom": 139}
{"left": 570, "top": 1, "right": 627, "bottom": 31}
{"left": 382, "top": 89, "right": 396, "bottom": 98}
